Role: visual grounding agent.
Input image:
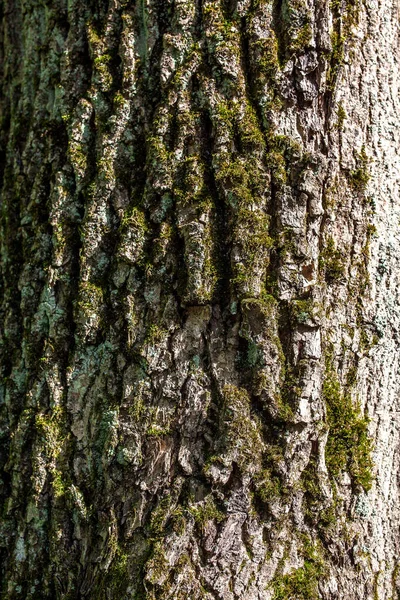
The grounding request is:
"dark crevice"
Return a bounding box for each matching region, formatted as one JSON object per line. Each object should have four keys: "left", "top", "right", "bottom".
{"left": 140, "top": 0, "right": 174, "bottom": 120}
{"left": 199, "top": 105, "right": 232, "bottom": 309}
{"left": 201, "top": 329, "right": 224, "bottom": 460}
{"left": 221, "top": 0, "right": 238, "bottom": 21}
{"left": 239, "top": 15, "right": 265, "bottom": 134}
{"left": 271, "top": 0, "right": 286, "bottom": 65}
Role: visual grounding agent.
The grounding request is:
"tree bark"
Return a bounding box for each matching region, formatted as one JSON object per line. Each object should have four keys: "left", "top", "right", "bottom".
{"left": 1, "top": 0, "right": 399, "bottom": 598}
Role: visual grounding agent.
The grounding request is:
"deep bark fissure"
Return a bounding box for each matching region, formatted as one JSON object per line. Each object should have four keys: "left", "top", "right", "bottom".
{"left": 1, "top": 0, "right": 400, "bottom": 598}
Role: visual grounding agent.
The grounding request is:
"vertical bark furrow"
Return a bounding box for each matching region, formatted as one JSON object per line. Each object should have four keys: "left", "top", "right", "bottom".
{"left": 1, "top": 0, "right": 399, "bottom": 598}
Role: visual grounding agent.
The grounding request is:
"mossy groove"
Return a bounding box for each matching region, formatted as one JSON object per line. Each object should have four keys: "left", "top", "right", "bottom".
{"left": 0, "top": 0, "right": 380, "bottom": 597}
{"left": 323, "top": 352, "right": 373, "bottom": 492}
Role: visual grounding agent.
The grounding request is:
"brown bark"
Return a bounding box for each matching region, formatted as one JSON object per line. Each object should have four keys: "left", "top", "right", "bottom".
{"left": 0, "top": 0, "right": 399, "bottom": 598}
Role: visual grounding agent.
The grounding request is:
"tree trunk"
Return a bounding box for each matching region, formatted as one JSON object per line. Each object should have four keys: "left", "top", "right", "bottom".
{"left": 1, "top": 0, "right": 399, "bottom": 598}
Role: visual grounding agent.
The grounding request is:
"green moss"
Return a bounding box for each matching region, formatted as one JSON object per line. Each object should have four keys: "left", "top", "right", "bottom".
{"left": 349, "top": 146, "right": 370, "bottom": 192}
{"left": 150, "top": 496, "right": 172, "bottom": 537}
{"left": 199, "top": 245, "right": 218, "bottom": 302}
{"left": 52, "top": 470, "right": 68, "bottom": 499}
{"left": 213, "top": 140, "right": 273, "bottom": 296}
{"left": 97, "top": 151, "right": 115, "bottom": 181}
{"left": 346, "top": 364, "right": 358, "bottom": 387}
{"left": 322, "top": 182, "right": 339, "bottom": 212}
{"left": 102, "top": 547, "right": 130, "bottom": 597}
{"left": 391, "top": 562, "right": 400, "bottom": 599}
{"left": 275, "top": 227, "right": 297, "bottom": 261}
{"left": 52, "top": 221, "right": 66, "bottom": 253}
{"left": 250, "top": 32, "right": 282, "bottom": 113}
{"left": 342, "top": 0, "right": 360, "bottom": 35}
{"left": 219, "top": 384, "right": 264, "bottom": 470}
{"left": 122, "top": 205, "right": 147, "bottom": 229}
{"left": 237, "top": 104, "right": 265, "bottom": 151}
{"left": 275, "top": 394, "right": 295, "bottom": 421}
{"left": 68, "top": 140, "right": 87, "bottom": 175}
{"left": 374, "top": 571, "right": 380, "bottom": 600}
{"left": 113, "top": 92, "right": 125, "bottom": 110}
{"left": 274, "top": 362, "right": 305, "bottom": 422}
{"left": 328, "top": 0, "right": 361, "bottom": 90}
{"left": 77, "top": 281, "right": 104, "bottom": 314}
{"left": 254, "top": 468, "right": 284, "bottom": 503}
{"left": 146, "top": 425, "right": 170, "bottom": 437}
{"left": 270, "top": 536, "right": 325, "bottom": 600}
{"left": 145, "top": 324, "right": 167, "bottom": 345}
{"left": 169, "top": 507, "right": 186, "bottom": 536}
{"left": 301, "top": 456, "right": 322, "bottom": 501}
{"left": 87, "top": 22, "right": 102, "bottom": 48}
{"left": 327, "top": 31, "right": 345, "bottom": 90}
{"left": 273, "top": 0, "right": 312, "bottom": 63}
{"left": 231, "top": 206, "right": 273, "bottom": 294}
{"left": 35, "top": 408, "right": 65, "bottom": 459}
{"left": 336, "top": 103, "right": 346, "bottom": 130}
{"left": 239, "top": 297, "right": 291, "bottom": 421}
{"left": 266, "top": 134, "right": 302, "bottom": 185}
{"left": 128, "top": 379, "right": 147, "bottom": 423}
{"left": 35, "top": 409, "right": 70, "bottom": 499}
{"left": 174, "top": 177, "right": 218, "bottom": 301}
{"left": 145, "top": 542, "right": 169, "bottom": 585}
{"left": 174, "top": 156, "right": 205, "bottom": 207}
{"left": 301, "top": 455, "right": 338, "bottom": 532}
{"left": 290, "top": 298, "right": 322, "bottom": 325}
{"left": 159, "top": 222, "right": 173, "bottom": 241}
{"left": 319, "top": 237, "right": 345, "bottom": 283}
{"left": 215, "top": 157, "right": 252, "bottom": 209}
{"left": 318, "top": 504, "right": 337, "bottom": 531}
{"left": 94, "top": 54, "right": 111, "bottom": 67}
{"left": 235, "top": 207, "right": 272, "bottom": 246}
{"left": 290, "top": 22, "right": 312, "bottom": 54}
{"left": 92, "top": 53, "right": 113, "bottom": 90}
{"left": 190, "top": 495, "right": 225, "bottom": 529}
{"left": 147, "top": 134, "right": 170, "bottom": 168}
{"left": 323, "top": 355, "right": 373, "bottom": 491}
{"left": 215, "top": 101, "right": 235, "bottom": 134}
{"left": 149, "top": 495, "right": 187, "bottom": 542}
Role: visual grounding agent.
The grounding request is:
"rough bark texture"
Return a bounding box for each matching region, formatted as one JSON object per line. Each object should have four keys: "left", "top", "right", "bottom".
{"left": 0, "top": 0, "right": 399, "bottom": 598}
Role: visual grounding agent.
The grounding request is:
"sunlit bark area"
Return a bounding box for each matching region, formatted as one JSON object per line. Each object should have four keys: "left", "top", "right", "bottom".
{"left": 1, "top": 1, "right": 400, "bottom": 598}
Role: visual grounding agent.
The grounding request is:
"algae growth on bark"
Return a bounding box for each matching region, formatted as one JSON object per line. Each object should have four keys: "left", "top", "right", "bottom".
{"left": 1, "top": 0, "right": 400, "bottom": 598}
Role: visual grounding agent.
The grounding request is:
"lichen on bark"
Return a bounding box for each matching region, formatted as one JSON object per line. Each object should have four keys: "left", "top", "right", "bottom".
{"left": 1, "top": 0, "right": 399, "bottom": 598}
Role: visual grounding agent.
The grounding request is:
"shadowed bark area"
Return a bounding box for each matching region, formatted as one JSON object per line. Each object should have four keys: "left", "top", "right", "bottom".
{"left": 1, "top": 0, "right": 400, "bottom": 598}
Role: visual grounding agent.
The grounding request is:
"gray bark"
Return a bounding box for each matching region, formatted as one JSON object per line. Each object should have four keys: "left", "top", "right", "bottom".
{"left": 0, "top": 0, "right": 399, "bottom": 598}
